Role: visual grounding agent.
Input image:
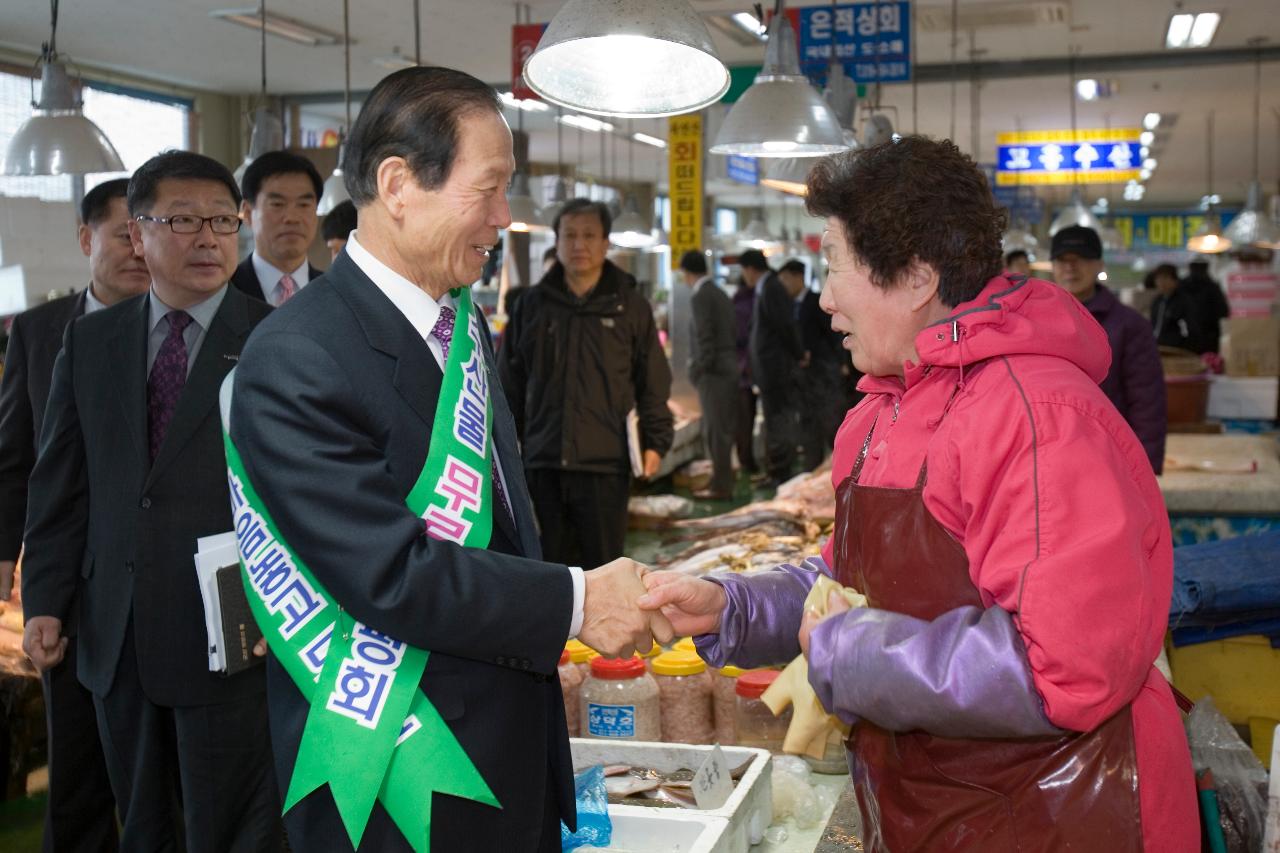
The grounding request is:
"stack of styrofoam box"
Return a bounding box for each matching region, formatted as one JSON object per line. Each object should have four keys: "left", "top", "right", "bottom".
{"left": 570, "top": 740, "right": 773, "bottom": 853}
{"left": 0, "top": 195, "right": 87, "bottom": 315}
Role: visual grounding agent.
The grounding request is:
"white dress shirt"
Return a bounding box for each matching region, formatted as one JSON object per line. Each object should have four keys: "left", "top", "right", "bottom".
{"left": 345, "top": 231, "right": 586, "bottom": 639}
{"left": 251, "top": 252, "right": 310, "bottom": 307}
{"left": 83, "top": 283, "right": 108, "bottom": 314}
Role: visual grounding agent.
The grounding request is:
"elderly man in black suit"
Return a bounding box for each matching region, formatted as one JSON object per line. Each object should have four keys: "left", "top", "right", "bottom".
{"left": 231, "top": 150, "right": 324, "bottom": 305}
{"left": 678, "top": 250, "right": 737, "bottom": 500}
{"left": 21, "top": 151, "right": 279, "bottom": 852}
{"left": 0, "top": 177, "right": 147, "bottom": 851}
{"left": 227, "top": 66, "right": 659, "bottom": 852}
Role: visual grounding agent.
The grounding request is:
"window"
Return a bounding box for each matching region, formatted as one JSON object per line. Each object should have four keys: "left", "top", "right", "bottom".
{"left": 0, "top": 68, "right": 191, "bottom": 203}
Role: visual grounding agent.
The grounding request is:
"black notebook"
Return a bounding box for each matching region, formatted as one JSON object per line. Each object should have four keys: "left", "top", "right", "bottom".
{"left": 214, "top": 562, "right": 264, "bottom": 676}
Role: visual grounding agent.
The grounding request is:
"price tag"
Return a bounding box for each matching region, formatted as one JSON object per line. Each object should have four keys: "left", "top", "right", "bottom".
{"left": 692, "top": 745, "right": 734, "bottom": 810}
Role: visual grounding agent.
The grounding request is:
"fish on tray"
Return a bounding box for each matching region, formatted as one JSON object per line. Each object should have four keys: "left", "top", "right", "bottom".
{"left": 584, "top": 761, "right": 753, "bottom": 809}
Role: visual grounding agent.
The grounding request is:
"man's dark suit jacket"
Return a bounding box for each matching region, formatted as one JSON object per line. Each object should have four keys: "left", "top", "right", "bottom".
{"left": 0, "top": 290, "right": 86, "bottom": 563}
{"left": 749, "top": 271, "right": 804, "bottom": 391}
{"left": 688, "top": 278, "right": 737, "bottom": 386}
{"left": 229, "top": 251, "right": 576, "bottom": 850}
{"left": 22, "top": 286, "right": 273, "bottom": 706}
{"left": 230, "top": 254, "right": 323, "bottom": 303}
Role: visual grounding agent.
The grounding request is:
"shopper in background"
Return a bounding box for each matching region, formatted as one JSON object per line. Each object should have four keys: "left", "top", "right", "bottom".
{"left": 320, "top": 198, "right": 357, "bottom": 260}
{"left": 679, "top": 250, "right": 737, "bottom": 500}
{"left": 732, "top": 262, "right": 759, "bottom": 475}
{"left": 743, "top": 249, "right": 804, "bottom": 487}
{"left": 1003, "top": 249, "right": 1032, "bottom": 276}
{"left": 22, "top": 151, "right": 280, "bottom": 851}
{"left": 1149, "top": 262, "right": 1199, "bottom": 350}
{"left": 1181, "top": 258, "right": 1231, "bottom": 354}
{"left": 0, "top": 178, "right": 145, "bottom": 852}
{"left": 787, "top": 259, "right": 845, "bottom": 469}
{"left": 1050, "top": 225, "right": 1166, "bottom": 473}
{"left": 231, "top": 150, "right": 324, "bottom": 305}
{"left": 500, "top": 198, "right": 673, "bottom": 567}
{"left": 641, "top": 136, "right": 1196, "bottom": 853}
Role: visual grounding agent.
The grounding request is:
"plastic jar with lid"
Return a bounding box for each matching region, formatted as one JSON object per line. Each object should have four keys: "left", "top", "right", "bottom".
{"left": 712, "top": 665, "right": 745, "bottom": 745}
{"left": 558, "top": 648, "right": 584, "bottom": 736}
{"left": 735, "top": 669, "right": 791, "bottom": 751}
{"left": 651, "top": 650, "right": 714, "bottom": 744}
{"left": 580, "top": 656, "right": 661, "bottom": 741}
{"left": 565, "top": 638, "right": 597, "bottom": 680}
{"left": 639, "top": 640, "right": 663, "bottom": 671}
{"left": 673, "top": 636, "right": 698, "bottom": 655}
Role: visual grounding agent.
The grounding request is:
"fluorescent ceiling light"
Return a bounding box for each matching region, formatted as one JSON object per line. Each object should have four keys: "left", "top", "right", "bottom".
{"left": 1143, "top": 157, "right": 1157, "bottom": 170}
{"left": 731, "top": 12, "right": 767, "bottom": 40}
{"left": 1139, "top": 131, "right": 1155, "bottom": 146}
{"left": 558, "top": 114, "right": 614, "bottom": 133}
{"left": 210, "top": 7, "right": 343, "bottom": 46}
{"left": 1166, "top": 12, "right": 1219, "bottom": 49}
{"left": 499, "top": 91, "right": 552, "bottom": 113}
{"left": 632, "top": 132, "right": 667, "bottom": 149}
{"left": 1140, "top": 167, "right": 1152, "bottom": 180}
{"left": 1075, "top": 79, "right": 1099, "bottom": 101}
{"left": 370, "top": 47, "right": 417, "bottom": 70}
{"left": 1142, "top": 112, "right": 1161, "bottom": 131}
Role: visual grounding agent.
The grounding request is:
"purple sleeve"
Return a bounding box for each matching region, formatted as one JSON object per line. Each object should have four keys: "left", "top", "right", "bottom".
{"left": 693, "top": 558, "right": 826, "bottom": 669}
{"left": 806, "top": 604, "right": 1060, "bottom": 738}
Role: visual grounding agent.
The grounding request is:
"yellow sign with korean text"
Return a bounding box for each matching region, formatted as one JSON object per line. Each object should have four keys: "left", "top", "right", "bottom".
{"left": 668, "top": 114, "right": 703, "bottom": 268}
{"left": 996, "top": 128, "right": 1142, "bottom": 186}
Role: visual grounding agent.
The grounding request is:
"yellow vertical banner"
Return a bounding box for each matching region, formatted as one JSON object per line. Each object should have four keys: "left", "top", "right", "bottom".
{"left": 667, "top": 114, "right": 703, "bottom": 269}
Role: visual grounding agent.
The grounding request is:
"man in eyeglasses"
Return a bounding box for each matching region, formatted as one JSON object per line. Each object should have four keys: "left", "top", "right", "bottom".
{"left": 21, "top": 150, "right": 280, "bottom": 852}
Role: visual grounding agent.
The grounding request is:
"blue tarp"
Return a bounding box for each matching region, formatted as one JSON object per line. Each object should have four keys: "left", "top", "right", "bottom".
{"left": 1169, "top": 531, "right": 1280, "bottom": 646}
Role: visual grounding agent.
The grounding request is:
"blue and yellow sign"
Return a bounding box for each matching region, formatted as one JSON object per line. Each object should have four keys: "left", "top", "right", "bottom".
{"left": 790, "top": 2, "right": 912, "bottom": 85}
{"left": 996, "top": 128, "right": 1142, "bottom": 186}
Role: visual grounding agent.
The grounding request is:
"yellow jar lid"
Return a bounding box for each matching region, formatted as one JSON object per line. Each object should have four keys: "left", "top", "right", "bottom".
{"left": 640, "top": 640, "right": 662, "bottom": 659}
{"left": 565, "top": 639, "right": 596, "bottom": 664}
{"left": 718, "top": 665, "right": 746, "bottom": 678}
{"left": 674, "top": 637, "right": 698, "bottom": 654}
{"left": 651, "top": 650, "right": 707, "bottom": 676}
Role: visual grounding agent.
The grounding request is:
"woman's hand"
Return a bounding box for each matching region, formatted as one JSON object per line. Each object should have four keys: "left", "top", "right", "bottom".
{"left": 799, "top": 590, "right": 853, "bottom": 659}
{"left": 638, "top": 572, "right": 727, "bottom": 637}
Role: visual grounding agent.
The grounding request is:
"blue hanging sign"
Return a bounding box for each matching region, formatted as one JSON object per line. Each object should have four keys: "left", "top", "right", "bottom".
{"left": 726, "top": 156, "right": 759, "bottom": 185}
{"left": 995, "top": 128, "right": 1143, "bottom": 186}
{"left": 790, "top": 2, "right": 912, "bottom": 85}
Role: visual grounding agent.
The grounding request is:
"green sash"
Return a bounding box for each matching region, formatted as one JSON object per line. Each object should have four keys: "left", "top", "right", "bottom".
{"left": 220, "top": 287, "right": 500, "bottom": 851}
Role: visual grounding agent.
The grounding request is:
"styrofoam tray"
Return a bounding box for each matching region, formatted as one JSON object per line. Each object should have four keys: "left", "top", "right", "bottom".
{"left": 570, "top": 739, "right": 773, "bottom": 853}
{"left": 581, "top": 810, "right": 729, "bottom": 853}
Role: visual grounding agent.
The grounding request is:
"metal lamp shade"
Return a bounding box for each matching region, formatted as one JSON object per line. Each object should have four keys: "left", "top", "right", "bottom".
{"left": 1186, "top": 210, "right": 1232, "bottom": 254}
{"left": 1001, "top": 224, "right": 1040, "bottom": 260}
{"left": 523, "top": 0, "right": 729, "bottom": 118}
{"left": 711, "top": 10, "right": 847, "bottom": 158}
{"left": 1048, "top": 190, "right": 1103, "bottom": 237}
{"left": 317, "top": 143, "right": 350, "bottom": 216}
{"left": 2, "top": 61, "right": 123, "bottom": 176}
{"left": 760, "top": 157, "right": 813, "bottom": 196}
{"left": 611, "top": 199, "right": 656, "bottom": 248}
{"left": 1222, "top": 182, "right": 1280, "bottom": 250}
{"left": 507, "top": 172, "right": 549, "bottom": 233}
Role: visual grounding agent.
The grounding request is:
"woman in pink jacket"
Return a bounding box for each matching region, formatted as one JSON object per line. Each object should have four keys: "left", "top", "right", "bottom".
{"left": 641, "top": 137, "right": 1196, "bottom": 852}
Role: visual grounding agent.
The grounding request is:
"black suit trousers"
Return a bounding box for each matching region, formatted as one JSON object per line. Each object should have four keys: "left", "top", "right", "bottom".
{"left": 525, "top": 469, "right": 630, "bottom": 568}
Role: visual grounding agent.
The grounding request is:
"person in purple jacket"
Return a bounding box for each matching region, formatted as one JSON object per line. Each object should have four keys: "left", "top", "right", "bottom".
{"left": 1050, "top": 225, "right": 1167, "bottom": 473}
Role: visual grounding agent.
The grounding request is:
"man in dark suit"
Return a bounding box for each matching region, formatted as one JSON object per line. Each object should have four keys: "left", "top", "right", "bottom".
{"left": 679, "top": 250, "right": 737, "bottom": 500}
{"left": 743, "top": 249, "right": 805, "bottom": 487}
{"left": 228, "top": 66, "right": 657, "bottom": 852}
{"left": 21, "top": 151, "right": 280, "bottom": 852}
{"left": 231, "top": 150, "right": 324, "bottom": 305}
{"left": 0, "top": 178, "right": 147, "bottom": 852}
{"left": 784, "top": 259, "right": 844, "bottom": 469}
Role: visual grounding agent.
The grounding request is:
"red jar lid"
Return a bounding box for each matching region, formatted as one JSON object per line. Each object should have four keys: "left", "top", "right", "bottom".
{"left": 559, "top": 648, "right": 570, "bottom": 666}
{"left": 590, "top": 655, "right": 646, "bottom": 679}
{"left": 735, "top": 669, "right": 780, "bottom": 698}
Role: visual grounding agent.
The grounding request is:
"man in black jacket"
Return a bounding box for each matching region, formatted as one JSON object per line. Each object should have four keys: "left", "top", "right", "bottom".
{"left": 784, "top": 259, "right": 844, "bottom": 470}
{"left": 1180, "top": 259, "right": 1231, "bottom": 354}
{"left": 230, "top": 150, "right": 324, "bottom": 305}
{"left": 680, "top": 250, "right": 736, "bottom": 500}
{"left": 743, "top": 249, "right": 804, "bottom": 486}
{"left": 500, "top": 199, "right": 674, "bottom": 566}
{"left": 0, "top": 178, "right": 146, "bottom": 852}
{"left": 22, "top": 151, "right": 280, "bottom": 851}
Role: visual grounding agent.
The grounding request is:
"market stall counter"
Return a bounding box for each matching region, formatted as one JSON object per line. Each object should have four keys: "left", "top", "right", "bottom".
{"left": 1160, "top": 433, "right": 1280, "bottom": 544}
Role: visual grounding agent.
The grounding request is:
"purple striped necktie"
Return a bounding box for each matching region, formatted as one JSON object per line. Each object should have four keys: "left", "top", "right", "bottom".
{"left": 430, "top": 305, "right": 514, "bottom": 526}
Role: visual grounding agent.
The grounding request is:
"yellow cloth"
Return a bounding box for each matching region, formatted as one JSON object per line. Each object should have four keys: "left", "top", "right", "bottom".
{"left": 760, "top": 576, "right": 867, "bottom": 759}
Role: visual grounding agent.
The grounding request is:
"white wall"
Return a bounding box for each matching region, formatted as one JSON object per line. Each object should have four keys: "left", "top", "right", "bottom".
{"left": 0, "top": 196, "right": 85, "bottom": 314}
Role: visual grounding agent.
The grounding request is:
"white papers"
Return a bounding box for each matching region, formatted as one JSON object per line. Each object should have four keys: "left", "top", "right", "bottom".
{"left": 194, "top": 531, "right": 238, "bottom": 672}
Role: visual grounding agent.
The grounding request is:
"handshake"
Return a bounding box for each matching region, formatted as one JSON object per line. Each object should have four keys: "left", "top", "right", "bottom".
{"left": 577, "top": 558, "right": 729, "bottom": 658}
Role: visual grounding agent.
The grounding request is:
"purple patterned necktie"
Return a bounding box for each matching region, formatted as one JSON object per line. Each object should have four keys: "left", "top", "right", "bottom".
{"left": 147, "top": 310, "right": 194, "bottom": 464}
{"left": 430, "top": 305, "right": 514, "bottom": 525}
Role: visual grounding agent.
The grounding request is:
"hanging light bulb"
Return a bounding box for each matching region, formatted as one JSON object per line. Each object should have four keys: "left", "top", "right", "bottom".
{"left": 1223, "top": 181, "right": 1280, "bottom": 250}
{"left": 523, "top": 0, "right": 729, "bottom": 118}
{"left": 760, "top": 158, "right": 812, "bottom": 196}
{"left": 1185, "top": 112, "right": 1231, "bottom": 254}
{"left": 2, "top": 0, "right": 124, "bottom": 176}
{"left": 1049, "top": 188, "right": 1103, "bottom": 236}
{"left": 710, "top": 0, "right": 848, "bottom": 158}
{"left": 611, "top": 196, "right": 656, "bottom": 248}
{"left": 233, "top": 4, "right": 284, "bottom": 184}
{"left": 737, "top": 210, "right": 781, "bottom": 251}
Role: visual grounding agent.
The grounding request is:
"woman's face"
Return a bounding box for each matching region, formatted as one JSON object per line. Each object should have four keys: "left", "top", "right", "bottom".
{"left": 819, "top": 218, "right": 925, "bottom": 378}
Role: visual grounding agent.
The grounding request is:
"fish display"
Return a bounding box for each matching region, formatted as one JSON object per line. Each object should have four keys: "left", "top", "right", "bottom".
{"left": 588, "top": 760, "right": 754, "bottom": 809}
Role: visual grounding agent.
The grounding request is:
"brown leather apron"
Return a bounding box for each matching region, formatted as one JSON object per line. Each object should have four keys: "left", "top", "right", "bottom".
{"left": 832, "top": 411, "right": 1143, "bottom": 852}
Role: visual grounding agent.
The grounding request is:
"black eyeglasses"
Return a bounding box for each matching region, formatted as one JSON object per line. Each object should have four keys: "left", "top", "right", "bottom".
{"left": 134, "top": 214, "right": 242, "bottom": 235}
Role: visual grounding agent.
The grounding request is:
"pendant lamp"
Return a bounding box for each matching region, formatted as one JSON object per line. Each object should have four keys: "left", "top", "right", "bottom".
{"left": 611, "top": 120, "right": 656, "bottom": 247}
{"left": 1048, "top": 188, "right": 1102, "bottom": 236}
{"left": 711, "top": 0, "right": 848, "bottom": 158}
{"left": 1221, "top": 41, "right": 1280, "bottom": 250}
{"left": 3, "top": 0, "right": 124, "bottom": 176}
{"left": 1186, "top": 111, "right": 1231, "bottom": 254}
{"left": 317, "top": 0, "right": 352, "bottom": 215}
{"left": 234, "top": 3, "right": 285, "bottom": 184}
{"left": 523, "top": 0, "right": 729, "bottom": 118}
{"left": 508, "top": 172, "right": 548, "bottom": 233}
